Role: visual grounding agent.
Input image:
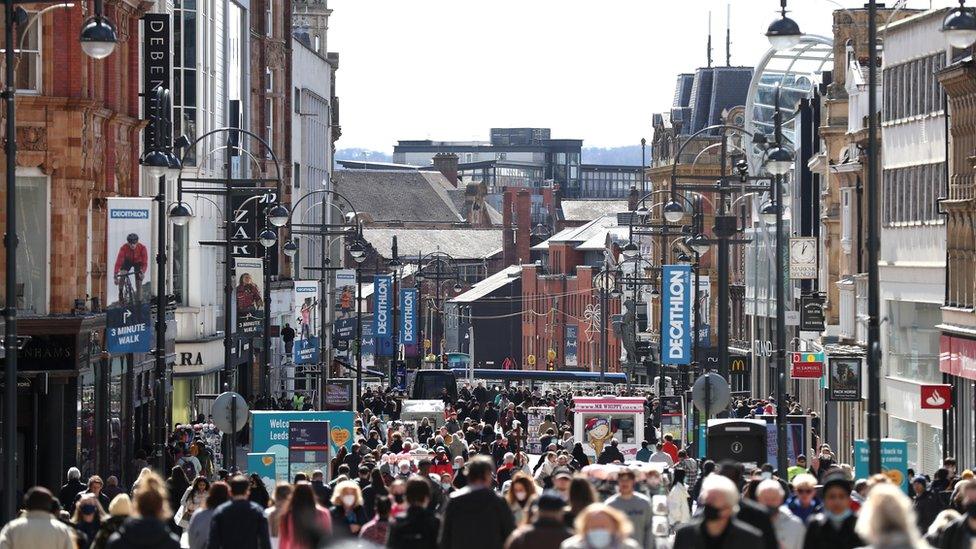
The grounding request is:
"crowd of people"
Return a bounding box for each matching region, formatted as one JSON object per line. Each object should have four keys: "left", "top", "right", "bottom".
{"left": 2, "top": 382, "right": 975, "bottom": 549}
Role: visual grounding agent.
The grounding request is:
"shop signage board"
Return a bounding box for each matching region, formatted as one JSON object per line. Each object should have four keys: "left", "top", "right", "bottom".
{"left": 661, "top": 265, "right": 692, "bottom": 365}
{"left": 790, "top": 352, "right": 824, "bottom": 379}
{"left": 920, "top": 384, "right": 952, "bottom": 410}
{"left": 288, "top": 420, "right": 331, "bottom": 482}
{"left": 251, "top": 411, "right": 354, "bottom": 482}
{"left": 827, "top": 357, "right": 863, "bottom": 401}
{"left": 373, "top": 275, "right": 393, "bottom": 356}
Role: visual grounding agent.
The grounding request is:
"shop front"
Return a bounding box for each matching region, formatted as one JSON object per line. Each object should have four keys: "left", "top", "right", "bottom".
{"left": 938, "top": 334, "right": 976, "bottom": 469}
{"left": 173, "top": 339, "right": 226, "bottom": 424}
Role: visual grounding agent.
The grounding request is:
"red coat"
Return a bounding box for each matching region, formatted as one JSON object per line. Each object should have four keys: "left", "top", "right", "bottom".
{"left": 662, "top": 441, "right": 679, "bottom": 463}
{"left": 113, "top": 243, "right": 148, "bottom": 276}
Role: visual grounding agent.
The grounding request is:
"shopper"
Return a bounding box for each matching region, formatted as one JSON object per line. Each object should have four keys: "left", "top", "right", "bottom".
{"left": 279, "top": 482, "right": 332, "bottom": 549}
{"left": 439, "top": 456, "right": 516, "bottom": 549}
{"left": 186, "top": 482, "right": 230, "bottom": 549}
{"left": 0, "top": 487, "right": 76, "bottom": 549}
{"left": 387, "top": 477, "right": 440, "bottom": 549}
{"left": 673, "top": 474, "right": 764, "bottom": 549}
{"left": 756, "top": 479, "right": 805, "bottom": 549}
{"left": 606, "top": 468, "right": 653, "bottom": 547}
{"left": 504, "top": 491, "right": 573, "bottom": 549}
{"left": 106, "top": 472, "right": 180, "bottom": 549}
{"left": 802, "top": 471, "right": 863, "bottom": 549}
{"left": 206, "top": 475, "right": 271, "bottom": 549}
{"left": 560, "top": 503, "right": 640, "bottom": 549}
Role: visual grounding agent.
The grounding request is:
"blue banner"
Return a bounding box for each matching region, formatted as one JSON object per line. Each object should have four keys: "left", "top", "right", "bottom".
{"left": 373, "top": 275, "right": 393, "bottom": 356}
{"left": 107, "top": 302, "right": 153, "bottom": 353}
{"left": 399, "top": 288, "right": 418, "bottom": 345}
{"left": 293, "top": 337, "right": 320, "bottom": 365}
{"left": 395, "top": 363, "right": 407, "bottom": 391}
{"left": 661, "top": 265, "right": 693, "bottom": 365}
{"left": 855, "top": 439, "right": 909, "bottom": 493}
{"left": 246, "top": 453, "right": 277, "bottom": 492}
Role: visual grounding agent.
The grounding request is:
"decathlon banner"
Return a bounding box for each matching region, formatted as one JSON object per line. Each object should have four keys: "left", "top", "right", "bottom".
{"left": 399, "top": 287, "right": 418, "bottom": 345}
{"left": 661, "top": 264, "right": 692, "bottom": 365}
{"left": 293, "top": 281, "right": 319, "bottom": 365}
{"left": 106, "top": 198, "right": 153, "bottom": 353}
{"left": 373, "top": 275, "right": 393, "bottom": 356}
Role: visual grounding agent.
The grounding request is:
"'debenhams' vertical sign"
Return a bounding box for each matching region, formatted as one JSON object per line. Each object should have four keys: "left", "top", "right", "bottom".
{"left": 142, "top": 13, "right": 170, "bottom": 152}
{"left": 661, "top": 264, "right": 692, "bottom": 365}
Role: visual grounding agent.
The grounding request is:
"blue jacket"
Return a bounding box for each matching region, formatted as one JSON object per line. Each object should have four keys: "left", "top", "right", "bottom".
{"left": 208, "top": 499, "right": 271, "bottom": 549}
{"left": 635, "top": 447, "right": 652, "bottom": 462}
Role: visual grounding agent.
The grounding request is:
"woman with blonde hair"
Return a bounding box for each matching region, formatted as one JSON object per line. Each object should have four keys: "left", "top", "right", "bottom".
{"left": 106, "top": 471, "right": 180, "bottom": 548}
{"left": 560, "top": 503, "right": 639, "bottom": 549}
{"left": 328, "top": 479, "right": 367, "bottom": 538}
{"left": 505, "top": 472, "right": 538, "bottom": 525}
{"left": 854, "top": 482, "right": 929, "bottom": 549}
{"left": 92, "top": 494, "right": 131, "bottom": 549}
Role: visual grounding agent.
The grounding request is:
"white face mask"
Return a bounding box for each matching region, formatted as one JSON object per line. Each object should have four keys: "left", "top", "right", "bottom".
{"left": 514, "top": 491, "right": 527, "bottom": 502}
{"left": 341, "top": 495, "right": 356, "bottom": 507}
{"left": 586, "top": 528, "right": 613, "bottom": 548}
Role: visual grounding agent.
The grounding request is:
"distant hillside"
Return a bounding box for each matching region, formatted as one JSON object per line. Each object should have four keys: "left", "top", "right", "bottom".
{"left": 582, "top": 145, "right": 646, "bottom": 166}
{"left": 335, "top": 148, "right": 393, "bottom": 163}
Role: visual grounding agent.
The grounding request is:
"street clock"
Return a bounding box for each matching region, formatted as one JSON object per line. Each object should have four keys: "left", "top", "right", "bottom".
{"left": 789, "top": 237, "right": 817, "bottom": 279}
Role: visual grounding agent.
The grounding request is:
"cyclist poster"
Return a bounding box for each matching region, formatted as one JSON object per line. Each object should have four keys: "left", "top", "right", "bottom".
{"left": 293, "top": 280, "right": 319, "bottom": 364}
{"left": 106, "top": 197, "right": 153, "bottom": 353}
{"left": 235, "top": 257, "right": 265, "bottom": 334}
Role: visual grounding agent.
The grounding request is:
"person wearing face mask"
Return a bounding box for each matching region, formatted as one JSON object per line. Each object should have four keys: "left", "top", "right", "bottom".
{"left": 756, "top": 479, "right": 805, "bottom": 549}
{"left": 606, "top": 468, "right": 653, "bottom": 547}
{"left": 673, "top": 474, "right": 763, "bottom": 549}
{"left": 386, "top": 477, "right": 440, "bottom": 549}
{"left": 505, "top": 474, "right": 538, "bottom": 525}
{"left": 71, "top": 494, "right": 105, "bottom": 549}
{"left": 801, "top": 471, "right": 863, "bottom": 549}
{"left": 560, "top": 503, "right": 639, "bottom": 549}
{"left": 935, "top": 480, "right": 976, "bottom": 549}
{"left": 504, "top": 491, "right": 573, "bottom": 549}
{"left": 717, "top": 461, "right": 778, "bottom": 549}
{"left": 328, "top": 480, "right": 367, "bottom": 538}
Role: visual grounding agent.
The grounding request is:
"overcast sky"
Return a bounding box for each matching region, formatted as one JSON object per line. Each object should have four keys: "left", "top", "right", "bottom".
{"left": 328, "top": 0, "right": 946, "bottom": 152}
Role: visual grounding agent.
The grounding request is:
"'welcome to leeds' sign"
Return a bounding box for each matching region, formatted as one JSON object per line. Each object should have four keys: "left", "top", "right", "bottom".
{"left": 662, "top": 265, "right": 692, "bottom": 365}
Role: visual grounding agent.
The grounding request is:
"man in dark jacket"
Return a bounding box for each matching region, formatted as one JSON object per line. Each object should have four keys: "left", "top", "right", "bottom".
{"left": 310, "top": 470, "right": 331, "bottom": 506}
{"left": 912, "top": 476, "right": 943, "bottom": 533}
{"left": 439, "top": 456, "right": 515, "bottom": 549}
{"left": 718, "top": 462, "right": 778, "bottom": 549}
{"left": 59, "top": 468, "right": 85, "bottom": 513}
{"left": 388, "top": 477, "right": 441, "bottom": 549}
{"left": 802, "top": 471, "right": 863, "bottom": 549}
{"left": 936, "top": 479, "right": 976, "bottom": 549}
{"left": 674, "top": 474, "right": 764, "bottom": 549}
{"left": 597, "top": 439, "right": 626, "bottom": 465}
{"left": 503, "top": 491, "right": 572, "bottom": 549}
{"left": 208, "top": 476, "right": 271, "bottom": 549}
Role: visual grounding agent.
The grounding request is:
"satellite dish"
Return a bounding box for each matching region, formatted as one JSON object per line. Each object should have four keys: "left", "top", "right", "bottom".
{"left": 211, "top": 391, "right": 249, "bottom": 434}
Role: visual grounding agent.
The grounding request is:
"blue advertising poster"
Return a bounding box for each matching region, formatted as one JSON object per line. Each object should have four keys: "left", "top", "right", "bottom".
{"left": 251, "top": 411, "right": 354, "bottom": 482}
{"left": 661, "top": 265, "right": 692, "bottom": 365}
{"left": 855, "top": 438, "right": 909, "bottom": 492}
{"left": 565, "top": 325, "right": 579, "bottom": 367}
{"left": 334, "top": 317, "right": 357, "bottom": 340}
{"left": 107, "top": 302, "right": 153, "bottom": 353}
{"left": 395, "top": 363, "right": 407, "bottom": 391}
{"left": 246, "top": 452, "right": 277, "bottom": 492}
{"left": 106, "top": 197, "right": 154, "bottom": 354}
{"left": 399, "top": 288, "right": 418, "bottom": 345}
{"left": 293, "top": 337, "right": 320, "bottom": 364}
{"left": 373, "top": 275, "right": 393, "bottom": 356}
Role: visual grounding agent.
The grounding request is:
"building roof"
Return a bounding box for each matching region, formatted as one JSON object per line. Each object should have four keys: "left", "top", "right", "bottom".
{"left": 561, "top": 200, "right": 630, "bottom": 222}
{"left": 450, "top": 265, "right": 521, "bottom": 304}
{"left": 533, "top": 215, "right": 619, "bottom": 251}
{"left": 336, "top": 160, "right": 422, "bottom": 170}
{"left": 361, "top": 227, "right": 503, "bottom": 260}
{"left": 334, "top": 170, "right": 462, "bottom": 223}
{"left": 575, "top": 226, "right": 630, "bottom": 251}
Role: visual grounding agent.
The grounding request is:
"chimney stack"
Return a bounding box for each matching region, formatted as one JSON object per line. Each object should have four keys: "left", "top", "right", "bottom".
{"left": 502, "top": 189, "right": 516, "bottom": 266}
{"left": 432, "top": 152, "right": 459, "bottom": 187}
{"left": 515, "top": 189, "right": 532, "bottom": 264}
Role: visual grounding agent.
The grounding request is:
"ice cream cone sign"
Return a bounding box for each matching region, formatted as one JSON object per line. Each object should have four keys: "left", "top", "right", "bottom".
{"left": 585, "top": 417, "right": 615, "bottom": 457}
{"left": 920, "top": 384, "right": 952, "bottom": 410}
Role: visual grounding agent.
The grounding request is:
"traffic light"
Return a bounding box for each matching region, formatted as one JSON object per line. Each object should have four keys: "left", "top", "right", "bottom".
{"left": 546, "top": 360, "right": 555, "bottom": 371}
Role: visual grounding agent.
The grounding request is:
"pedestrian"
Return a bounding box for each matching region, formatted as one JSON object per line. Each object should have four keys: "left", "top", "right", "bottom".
{"left": 648, "top": 443, "right": 675, "bottom": 466}
{"left": 676, "top": 449, "right": 699, "bottom": 488}
{"left": 924, "top": 509, "right": 959, "bottom": 547}
{"left": 673, "top": 474, "right": 764, "bottom": 549}
{"left": 635, "top": 441, "right": 652, "bottom": 463}
{"left": 755, "top": 479, "right": 805, "bottom": 549}
{"left": 164, "top": 467, "right": 189, "bottom": 534}
{"left": 802, "top": 470, "right": 864, "bottom": 549}
{"left": 934, "top": 479, "right": 976, "bottom": 548}
{"left": 854, "top": 483, "right": 925, "bottom": 549}
{"left": 560, "top": 503, "right": 640, "bottom": 549}
{"left": 0, "top": 487, "right": 76, "bottom": 549}
{"left": 911, "top": 475, "right": 943, "bottom": 534}
{"left": 439, "top": 455, "right": 516, "bottom": 549}
{"left": 263, "top": 484, "right": 292, "bottom": 549}
{"left": 186, "top": 482, "right": 230, "bottom": 549}
{"left": 787, "top": 474, "right": 822, "bottom": 524}
{"left": 504, "top": 491, "right": 573, "bottom": 549}
{"left": 565, "top": 477, "right": 598, "bottom": 529}
{"left": 552, "top": 468, "right": 574, "bottom": 500}
{"left": 59, "top": 468, "right": 86, "bottom": 513}
{"left": 606, "top": 468, "right": 653, "bottom": 547}
{"left": 362, "top": 468, "right": 389, "bottom": 521}
{"left": 308, "top": 470, "right": 330, "bottom": 507}
{"left": 248, "top": 474, "right": 271, "bottom": 509}
{"left": 106, "top": 472, "right": 180, "bottom": 549}
{"left": 505, "top": 473, "right": 538, "bottom": 525}
{"left": 175, "top": 476, "right": 209, "bottom": 531}
{"left": 387, "top": 477, "right": 440, "bottom": 549}
{"left": 359, "top": 496, "right": 393, "bottom": 546}
{"left": 279, "top": 482, "right": 332, "bottom": 549}
{"left": 76, "top": 476, "right": 112, "bottom": 512}
{"left": 788, "top": 455, "right": 808, "bottom": 482}
{"left": 662, "top": 433, "right": 679, "bottom": 463}
{"left": 329, "top": 480, "right": 367, "bottom": 537}
{"left": 718, "top": 461, "right": 778, "bottom": 549}
{"left": 667, "top": 469, "right": 692, "bottom": 527}
{"left": 72, "top": 492, "right": 106, "bottom": 549}
{"left": 206, "top": 475, "right": 271, "bottom": 549}
{"left": 571, "top": 443, "right": 590, "bottom": 469}
{"left": 101, "top": 477, "right": 123, "bottom": 505}
{"left": 596, "top": 439, "right": 625, "bottom": 465}
{"left": 92, "top": 494, "right": 131, "bottom": 549}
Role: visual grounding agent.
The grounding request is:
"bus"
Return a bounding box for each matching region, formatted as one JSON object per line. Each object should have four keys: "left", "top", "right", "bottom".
{"left": 409, "top": 368, "right": 629, "bottom": 400}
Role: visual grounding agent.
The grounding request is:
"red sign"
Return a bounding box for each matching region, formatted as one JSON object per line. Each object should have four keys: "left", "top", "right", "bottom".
{"left": 791, "top": 361, "right": 823, "bottom": 378}
{"left": 940, "top": 335, "right": 976, "bottom": 381}
{"left": 920, "top": 384, "right": 952, "bottom": 410}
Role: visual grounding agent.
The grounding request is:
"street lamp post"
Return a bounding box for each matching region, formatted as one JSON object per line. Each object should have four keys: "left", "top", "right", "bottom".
{"left": 414, "top": 251, "right": 463, "bottom": 368}
{"left": 349, "top": 238, "right": 366, "bottom": 404}
{"left": 2, "top": 1, "right": 117, "bottom": 520}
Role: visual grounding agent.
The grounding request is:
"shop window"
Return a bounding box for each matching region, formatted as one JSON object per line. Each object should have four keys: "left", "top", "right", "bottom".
{"left": 173, "top": 222, "right": 189, "bottom": 305}
{"left": 14, "top": 174, "right": 48, "bottom": 314}
{"left": 77, "top": 372, "right": 96, "bottom": 478}
{"left": 0, "top": 10, "right": 41, "bottom": 93}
